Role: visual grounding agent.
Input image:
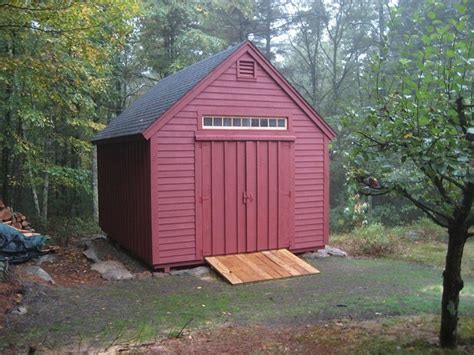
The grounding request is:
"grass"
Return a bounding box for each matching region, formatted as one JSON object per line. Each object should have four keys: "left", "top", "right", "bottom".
{"left": 2, "top": 257, "right": 473, "bottom": 351}
{"left": 332, "top": 219, "right": 474, "bottom": 276}
{"left": 2, "top": 218, "right": 473, "bottom": 352}
{"left": 397, "top": 239, "right": 474, "bottom": 276}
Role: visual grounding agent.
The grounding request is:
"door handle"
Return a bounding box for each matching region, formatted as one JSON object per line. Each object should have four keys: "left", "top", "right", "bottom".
{"left": 242, "top": 192, "right": 254, "bottom": 204}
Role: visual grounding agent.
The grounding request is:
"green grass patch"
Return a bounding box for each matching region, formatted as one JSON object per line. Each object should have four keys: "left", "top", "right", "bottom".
{"left": 2, "top": 257, "right": 473, "bottom": 351}
{"left": 332, "top": 219, "right": 474, "bottom": 276}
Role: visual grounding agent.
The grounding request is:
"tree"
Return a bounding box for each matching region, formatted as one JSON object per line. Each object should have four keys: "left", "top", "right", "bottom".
{"left": 138, "top": 0, "right": 226, "bottom": 79}
{"left": 0, "top": 1, "right": 139, "bottom": 223}
{"left": 344, "top": 0, "right": 473, "bottom": 348}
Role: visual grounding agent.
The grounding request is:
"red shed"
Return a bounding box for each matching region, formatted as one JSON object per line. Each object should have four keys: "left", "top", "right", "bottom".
{"left": 92, "top": 41, "right": 336, "bottom": 271}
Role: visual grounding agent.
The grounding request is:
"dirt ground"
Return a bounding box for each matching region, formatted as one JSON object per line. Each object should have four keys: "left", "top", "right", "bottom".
{"left": 0, "top": 280, "right": 22, "bottom": 331}
{"left": 134, "top": 316, "right": 474, "bottom": 354}
{"left": 1, "top": 237, "right": 473, "bottom": 353}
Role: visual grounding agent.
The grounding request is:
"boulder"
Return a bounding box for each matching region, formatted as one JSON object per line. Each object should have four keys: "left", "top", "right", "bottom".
{"left": 170, "top": 266, "right": 212, "bottom": 277}
{"left": 35, "top": 254, "right": 59, "bottom": 265}
{"left": 11, "top": 306, "right": 27, "bottom": 315}
{"left": 324, "top": 246, "right": 348, "bottom": 257}
{"left": 302, "top": 250, "right": 330, "bottom": 259}
{"left": 23, "top": 265, "right": 55, "bottom": 284}
{"left": 303, "top": 246, "right": 348, "bottom": 259}
{"left": 82, "top": 247, "right": 100, "bottom": 263}
{"left": 91, "top": 260, "right": 134, "bottom": 281}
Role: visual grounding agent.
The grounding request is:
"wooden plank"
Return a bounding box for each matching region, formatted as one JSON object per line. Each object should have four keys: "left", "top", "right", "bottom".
{"left": 235, "top": 254, "right": 273, "bottom": 280}
{"left": 262, "top": 250, "right": 301, "bottom": 276}
{"left": 252, "top": 252, "right": 292, "bottom": 278}
{"left": 206, "top": 249, "right": 319, "bottom": 285}
{"left": 279, "top": 249, "right": 320, "bottom": 274}
{"left": 205, "top": 256, "right": 243, "bottom": 284}
{"left": 219, "top": 255, "right": 263, "bottom": 283}
{"left": 272, "top": 250, "right": 313, "bottom": 275}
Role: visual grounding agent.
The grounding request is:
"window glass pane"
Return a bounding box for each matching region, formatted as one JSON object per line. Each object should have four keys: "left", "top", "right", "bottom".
{"left": 224, "top": 117, "right": 232, "bottom": 126}
{"left": 203, "top": 116, "right": 287, "bottom": 129}
{"left": 203, "top": 117, "right": 212, "bottom": 126}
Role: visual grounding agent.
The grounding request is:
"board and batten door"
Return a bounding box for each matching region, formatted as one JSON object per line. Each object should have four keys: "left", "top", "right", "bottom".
{"left": 196, "top": 140, "right": 294, "bottom": 258}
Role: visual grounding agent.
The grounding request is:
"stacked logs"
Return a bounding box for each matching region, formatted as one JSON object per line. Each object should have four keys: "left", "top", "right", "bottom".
{"left": 0, "top": 200, "right": 34, "bottom": 231}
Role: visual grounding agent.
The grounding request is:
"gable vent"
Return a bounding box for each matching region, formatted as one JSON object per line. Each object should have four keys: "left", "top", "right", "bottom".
{"left": 237, "top": 60, "right": 256, "bottom": 79}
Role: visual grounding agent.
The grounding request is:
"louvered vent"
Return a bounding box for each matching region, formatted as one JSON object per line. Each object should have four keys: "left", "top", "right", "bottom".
{"left": 237, "top": 60, "right": 256, "bottom": 79}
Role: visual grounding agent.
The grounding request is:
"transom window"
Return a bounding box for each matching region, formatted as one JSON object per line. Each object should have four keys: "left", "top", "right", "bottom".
{"left": 202, "top": 116, "right": 287, "bottom": 130}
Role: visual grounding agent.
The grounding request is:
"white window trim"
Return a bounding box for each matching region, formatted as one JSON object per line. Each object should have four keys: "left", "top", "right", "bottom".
{"left": 202, "top": 116, "right": 287, "bottom": 130}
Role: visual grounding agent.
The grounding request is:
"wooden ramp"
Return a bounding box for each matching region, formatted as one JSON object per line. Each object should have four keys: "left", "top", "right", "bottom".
{"left": 205, "top": 249, "right": 319, "bottom": 285}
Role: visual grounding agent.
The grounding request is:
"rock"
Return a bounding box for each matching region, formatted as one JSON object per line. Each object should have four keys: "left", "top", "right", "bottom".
{"left": 11, "top": 306, "right": 27, "bottom": 315}
{"left": 89, "top": 234, "right": 107, "bottom": 241}
{"left": 82, "top": 247, "right": 100, "bottom": 263}
{"left": 23, "top": 265, "right": 55, "bottom": 284}
{"left": 302, "top": 250, "right": 330, "bottom": 259}
{"left": 406, "top": 230, "right": 420, "bottom": 238}
{"left": 135, "top": 271, "right": 152, "bottom": 280}
{"left": 102, "top": 268, "right": 134, "bottom": 281}
{"left": 302, "top": 246, "right": 347, "bottom": 259}
{"left": 170, "top": 266, "right": 212, "bottom": 277}
{"left": 91, "top": 260, "right": 134, "bottom": 281}
{"left": 36, "top": 254, "right": 59, "bottom": 265}
{"left": 324, "top": 246, "right": 347, "bottom": 257}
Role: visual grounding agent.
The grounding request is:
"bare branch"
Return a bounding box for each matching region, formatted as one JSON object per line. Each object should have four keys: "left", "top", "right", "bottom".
{"left": 400, "top": 188, "right": 451, "bottom": 228}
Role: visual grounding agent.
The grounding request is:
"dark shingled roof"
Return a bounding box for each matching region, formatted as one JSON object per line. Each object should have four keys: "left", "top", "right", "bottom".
{"left": 92, "top": 42, "right": 245, "bottom": 142}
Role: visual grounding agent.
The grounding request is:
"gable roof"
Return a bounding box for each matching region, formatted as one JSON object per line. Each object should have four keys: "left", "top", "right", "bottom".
{"left": 93, "top": 41, "right": 336, "bottom": 143}
{"left": 92, "top": 42, "right": 245, "bottom": 142}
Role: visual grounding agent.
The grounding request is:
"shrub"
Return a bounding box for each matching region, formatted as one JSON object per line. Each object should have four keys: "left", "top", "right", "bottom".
{"left": 47, "top": 216, "right": 102, "bottom": 246}
{"left": 355, "top": 223, "right": 397, "bottom": 256}
{"left": 330, "top": 207, "right": 354, "bottom": 234}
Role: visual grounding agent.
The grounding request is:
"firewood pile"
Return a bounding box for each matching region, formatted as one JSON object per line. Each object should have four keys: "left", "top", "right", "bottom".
{"left": 0, "top": 200, "right": 35, "bottom": 233}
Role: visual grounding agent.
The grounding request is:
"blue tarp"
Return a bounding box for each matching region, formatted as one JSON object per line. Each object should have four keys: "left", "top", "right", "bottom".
{"left": 0, "top": 224, "right": 48, "bottom": 263}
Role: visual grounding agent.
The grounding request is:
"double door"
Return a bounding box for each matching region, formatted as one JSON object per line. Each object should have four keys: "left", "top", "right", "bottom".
{"left": 197, "top": 140, "right": 294, "bottom": 257}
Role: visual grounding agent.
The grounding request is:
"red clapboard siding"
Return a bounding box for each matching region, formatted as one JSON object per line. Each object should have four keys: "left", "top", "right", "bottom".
{"left": 153, "top": 114, "right": 197, "bottom": 265}
{"left": 151, "top": 52, "right": 327, "bottom": 266}
{"left": 97, "top": 140, "right": 152, "bottom": 264}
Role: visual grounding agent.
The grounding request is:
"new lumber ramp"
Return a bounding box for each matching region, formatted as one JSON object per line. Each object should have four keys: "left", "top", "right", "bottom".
{"left": 205, "top": 249, "right": 320, "bottom": 285}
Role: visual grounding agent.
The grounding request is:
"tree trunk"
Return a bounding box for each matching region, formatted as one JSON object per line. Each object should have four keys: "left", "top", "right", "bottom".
{"left": 41, "top": 172, "right": 49, "bottom": 225}
{"left": 439, "top": 227, "right": 467, "bottom": 348}
{"left": 28, "top": 166, "right": 41, "bottom": 218}
{"left": 92, "top": 146, "right": 99, "bottom": 223}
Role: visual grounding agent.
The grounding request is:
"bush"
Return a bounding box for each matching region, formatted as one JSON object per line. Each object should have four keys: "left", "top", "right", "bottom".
{"left": 331, "top": 223, "right": 400, "bottom": 257}
{"left": 355, "top": 223, "right": 397, "bottom": 256}
{"left": 330, "top": 207, "right": 354, "bottom": 234}
{"left": 394, "top": 217, "right": 448, "bottom": 242}
{"left": 47, "top": 216, "right": 102, "bottom": 246}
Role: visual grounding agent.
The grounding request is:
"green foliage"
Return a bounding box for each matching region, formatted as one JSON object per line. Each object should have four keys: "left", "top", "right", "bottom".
{"left": 354, "top": 223, "right": 398, "bottom": 256}
{"left": 343, "top": 0, "right": 473, "bottom": 229}
{"left": 0, "top": 1, "right": 140, "bottom": 218}
{"left": 48, "top": 216, "right": 102, "bottom": 246}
